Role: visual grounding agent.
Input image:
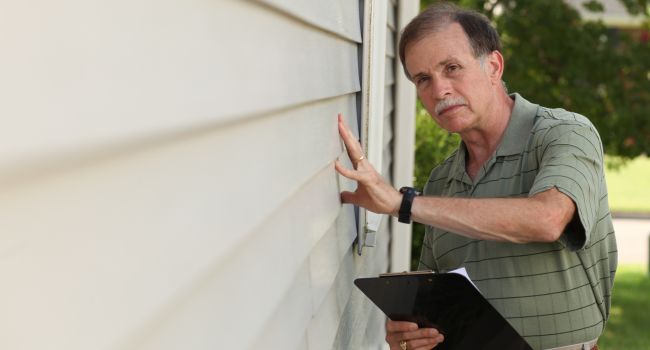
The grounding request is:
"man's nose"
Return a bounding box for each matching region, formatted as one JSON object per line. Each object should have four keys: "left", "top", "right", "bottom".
{"left": 430, "top": 77, "right": 452, "bottom": 100}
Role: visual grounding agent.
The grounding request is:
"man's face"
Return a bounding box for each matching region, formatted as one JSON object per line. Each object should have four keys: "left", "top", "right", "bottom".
{"left": 405, "top": 23, "right": 500, "bottom": 134}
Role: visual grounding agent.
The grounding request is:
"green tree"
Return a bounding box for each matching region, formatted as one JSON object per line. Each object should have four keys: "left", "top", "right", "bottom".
{"left": 411, "top": 0, "right": 650, "bottom": 269}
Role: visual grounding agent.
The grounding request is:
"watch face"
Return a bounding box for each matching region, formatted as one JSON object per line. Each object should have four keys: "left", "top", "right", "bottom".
{"left": 399, "top": 187, "right": 421, "bottom": 195}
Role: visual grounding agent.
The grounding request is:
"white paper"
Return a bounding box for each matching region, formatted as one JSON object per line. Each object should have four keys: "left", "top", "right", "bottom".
{"left": 448, "top": 267, "right": 480, "bottom": 292}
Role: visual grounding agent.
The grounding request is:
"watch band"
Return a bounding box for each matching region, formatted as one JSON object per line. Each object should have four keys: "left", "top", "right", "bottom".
{"left": 398, "top": 187, "right": 419, "bottom": 224}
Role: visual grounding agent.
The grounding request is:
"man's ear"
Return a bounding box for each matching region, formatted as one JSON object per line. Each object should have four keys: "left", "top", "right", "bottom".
{"left": 487, "top": 50, "right": 504, "bottom": 84}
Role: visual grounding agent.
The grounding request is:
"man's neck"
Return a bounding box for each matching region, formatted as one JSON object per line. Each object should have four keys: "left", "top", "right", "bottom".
{"left": 462, "top": 91, "right": 514, "bottom": 179}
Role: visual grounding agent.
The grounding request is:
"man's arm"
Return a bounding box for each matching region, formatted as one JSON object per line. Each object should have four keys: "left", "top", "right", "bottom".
{"left": 410, "top": 189, "right": 575, "bottom": 243}
{"left": 335, "top": 114, "right": 576, "bottom": 244}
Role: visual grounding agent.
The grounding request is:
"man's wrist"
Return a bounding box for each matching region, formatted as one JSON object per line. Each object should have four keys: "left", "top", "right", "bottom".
{"left": 398, "top": 187, "right": 421, "bottom": 224}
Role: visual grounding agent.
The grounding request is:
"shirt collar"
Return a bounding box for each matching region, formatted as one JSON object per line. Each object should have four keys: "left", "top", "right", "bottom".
{"left": 447, "top": 143, "right": 471, "bottom": 185}
{"left": 495, "top": 93, "right": 539, "bottom": 156}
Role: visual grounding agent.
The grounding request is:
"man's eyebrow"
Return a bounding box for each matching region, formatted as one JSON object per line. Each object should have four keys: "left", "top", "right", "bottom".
{"left": 410, "top": 56, "right": 462, "bottom": 79}
{"left": 438, "top": 56, "right": 460, "bottom": 67}
{"left": 412, "top": 72, "right": 428, "bottom": 80}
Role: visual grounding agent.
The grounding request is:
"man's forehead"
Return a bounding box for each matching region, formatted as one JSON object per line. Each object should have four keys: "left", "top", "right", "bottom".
{"left": 407, "top": 23, "right": 471, "bottom": 55}
{"left": 404, "top": 24, "right": 473, "bottom": 73}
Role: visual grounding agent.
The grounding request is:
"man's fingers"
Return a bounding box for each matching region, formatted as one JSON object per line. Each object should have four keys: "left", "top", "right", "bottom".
{"left": 338, "top": 113, "right": 355, "bottom": 141}
{"left": 407, "top": 328, "right": 440, "bottom": 340}
{"left": 386, "top": 321, "right": 418, "bottom": 333}
{"left": 386, "top": 330, "right": 444, "bottom": 350}
{"left": 334, "top": 160, "right": 362, "bottom": 181}
{"left": 337, "top": 113, "right": 364, "bottom": 158}
{"left": 410, "top": 334, "right": 444, "bottom": 350}
{"left": 340, "top": 191, "right": 357, "bottom": 204}
{"left": 385, "top": 326, "right": 442, "bottom": 343}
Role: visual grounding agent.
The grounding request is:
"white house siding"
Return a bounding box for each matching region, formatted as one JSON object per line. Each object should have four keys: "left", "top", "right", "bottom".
{"left": 332, "top": 1, "right": 400, "bottom": 349}
{"left": 0, "top": 1, "right": 416, "bottom": 349}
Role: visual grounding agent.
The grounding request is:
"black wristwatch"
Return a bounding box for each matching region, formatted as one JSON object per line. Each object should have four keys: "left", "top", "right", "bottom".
{"left": 398, "top": 187, "right": 421, "bottom": 224}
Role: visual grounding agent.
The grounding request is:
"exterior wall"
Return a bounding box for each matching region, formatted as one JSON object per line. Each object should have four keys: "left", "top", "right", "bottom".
{"left": 391, "top": 0, "right": 419, "bottom": 273}
{"left": 0, "top": 0, "right": 417, "bottom": 349}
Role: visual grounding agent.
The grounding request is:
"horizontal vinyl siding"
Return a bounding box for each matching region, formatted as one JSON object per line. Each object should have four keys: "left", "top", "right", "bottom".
{"left": 256, "top": 0, "right": 362, "bottom": 42}
{"left": 252, "top": 206, "right": 357, "bottom": 350}
{"left": 0, "top": 0, "right": 403, "bottom": 349}
{"left": 309, "top": 208, "right": 358, "bottom": 316}
{"left": 332, "top": 2, "right": 398, "bottom": 348}
{"left": 0, "top": 97, "right": 356, "bottom": 350}
{"left": 332, "top": 218, "right": 391, "bottom": 349}
{"left": 132, "top": 163, "right": 349, "bottom": 350}
{"left": 0, "top": 0, "right": 359, "bottom": 179}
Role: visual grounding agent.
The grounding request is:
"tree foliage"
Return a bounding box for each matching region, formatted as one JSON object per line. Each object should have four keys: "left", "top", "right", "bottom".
{"left": 411, "top": 0, "right": 650, "bottom": 269}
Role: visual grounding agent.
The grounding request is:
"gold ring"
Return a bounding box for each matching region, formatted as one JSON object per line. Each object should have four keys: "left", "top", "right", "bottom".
{"left": 358, "top": 155, "right": 365, "bottom": 161}
{"left": 399, "top": 340, "right": 408, "bottom": 350}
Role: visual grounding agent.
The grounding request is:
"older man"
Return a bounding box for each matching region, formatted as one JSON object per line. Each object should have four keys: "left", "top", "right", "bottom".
{"left": 335, "top": 3, "right": 616, "bottom": 350}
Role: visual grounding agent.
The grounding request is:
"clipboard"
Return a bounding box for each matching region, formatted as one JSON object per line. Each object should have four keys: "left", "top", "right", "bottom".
{"left": 354, "top": 271, "right": 532, "bottom": 350}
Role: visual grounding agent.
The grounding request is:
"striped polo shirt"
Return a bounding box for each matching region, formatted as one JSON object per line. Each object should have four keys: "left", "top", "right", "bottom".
{"left": 419, "top": 93, "right": 618, "bottom": 350}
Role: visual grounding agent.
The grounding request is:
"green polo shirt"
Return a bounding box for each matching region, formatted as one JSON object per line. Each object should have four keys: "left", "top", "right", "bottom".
{"left": 419, "top": 93, "right": 617, "bottom": 350}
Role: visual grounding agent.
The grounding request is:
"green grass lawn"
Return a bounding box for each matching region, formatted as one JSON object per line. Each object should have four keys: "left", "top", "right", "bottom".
{"left": 605, "top": 156, "right": 650, "bottom": 213}
{"left": 599, "top": 264, "right": 650, "bottom": 350}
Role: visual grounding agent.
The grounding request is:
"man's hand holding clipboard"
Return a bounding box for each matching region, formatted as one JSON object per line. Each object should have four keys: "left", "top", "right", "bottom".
{"left": 354, "top": 270, "right": 532, "bottom": 350}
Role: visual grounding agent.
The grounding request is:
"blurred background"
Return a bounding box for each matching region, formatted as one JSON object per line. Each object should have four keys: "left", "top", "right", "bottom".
{"left": 412, "top": 1, "right": 650, "bottom": 349}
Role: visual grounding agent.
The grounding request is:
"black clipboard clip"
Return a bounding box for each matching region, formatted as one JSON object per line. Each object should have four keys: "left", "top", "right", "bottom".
{"left": 379, "top": 270, "right": 434, "bottom": 277}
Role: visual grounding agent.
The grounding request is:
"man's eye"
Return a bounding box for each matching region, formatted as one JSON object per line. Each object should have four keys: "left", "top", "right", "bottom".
{"left": 416, "top": 77, "right": 429, "bottom": 85}
{"left": 447, "top": 64, "right": 460, "bottom": 73}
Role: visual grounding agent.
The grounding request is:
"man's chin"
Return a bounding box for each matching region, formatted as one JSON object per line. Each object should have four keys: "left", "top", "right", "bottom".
{"left": 438, "top": 121, "right": 470, "bottom": 134}
{"left": 432, "top": 115, "right": 469, "bottom": 133}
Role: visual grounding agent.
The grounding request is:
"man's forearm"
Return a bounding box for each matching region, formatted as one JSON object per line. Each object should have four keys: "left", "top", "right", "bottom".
{"left": 409, "top": 188, "right": 576, "bottom": 243}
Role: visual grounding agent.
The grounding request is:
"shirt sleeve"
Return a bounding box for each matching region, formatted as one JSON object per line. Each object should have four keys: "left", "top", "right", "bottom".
{"left": 529, "top": 122, "right": 604, "bottom": 250}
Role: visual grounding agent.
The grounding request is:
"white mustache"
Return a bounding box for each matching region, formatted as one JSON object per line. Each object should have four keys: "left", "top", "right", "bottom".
{"left": 434, "top": 97, "right": 468, "bottom": 115}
